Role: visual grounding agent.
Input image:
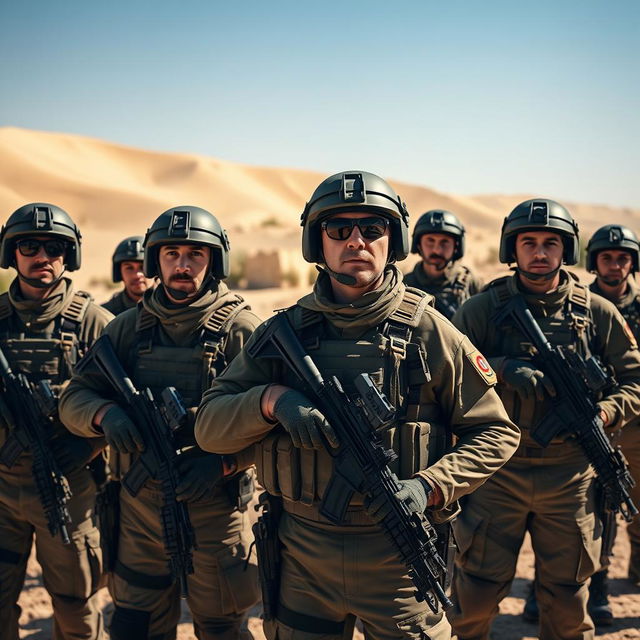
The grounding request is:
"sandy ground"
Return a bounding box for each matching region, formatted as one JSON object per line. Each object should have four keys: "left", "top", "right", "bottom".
{"left": 17, "top": 522, "right": 639, "bottom": 639}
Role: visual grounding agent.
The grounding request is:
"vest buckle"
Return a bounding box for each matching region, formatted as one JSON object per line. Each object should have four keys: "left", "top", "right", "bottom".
{"left": 388, "top": 335, "right": 407, "bottom": 360}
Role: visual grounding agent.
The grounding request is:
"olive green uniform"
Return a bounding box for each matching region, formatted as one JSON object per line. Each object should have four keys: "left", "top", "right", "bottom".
{"left": 0, "top": 277, "right": 113, "bottom": 640}
{"left": 102, "top": 289, "right": 138, "bottom": 316}
{"left": 449, "top": 270, "right": 640, "bottom": 640}
{"left": 403, "top": 262, "right": 483, "bottom": 320}
{"left": 59, "top": 282, "right": 261, "bottom": 640}
{"left": 195, "top": 267, "right": 520, "bottom": 640}
{"left": 591, "top": 277, "right": 640, "bottom": 581}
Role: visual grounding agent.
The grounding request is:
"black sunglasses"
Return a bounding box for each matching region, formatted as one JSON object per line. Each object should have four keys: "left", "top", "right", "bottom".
{"left": 16, "top": 238, "right": 67, "bottom": 258}
{"left": 321, "top": 216, "right": 389, "bottom": 241}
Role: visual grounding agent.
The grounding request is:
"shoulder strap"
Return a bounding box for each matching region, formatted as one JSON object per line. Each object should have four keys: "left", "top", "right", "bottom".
{"left": 566, "top": 281, "right": 593, "bottom": 351}
{"left": 488, "top": 276, "right": 512, "bottom": 309}
{"left": 286, "top": 304, "right": 325, "bottom": 350}
{"left": 201, "top": 296, "right": 250, "bottom": 383}
{"left": 134, "top": 306, "right": 158, "bottom": 356}
{"left": 383, "top": 288, "right": 432, "bottom": 412}
{"left": 59, "top": 290, "right": 92, "bottom": 365}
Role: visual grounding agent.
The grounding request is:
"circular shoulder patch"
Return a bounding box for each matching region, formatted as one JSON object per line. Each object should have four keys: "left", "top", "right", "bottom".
{"left": 466, "top": 349, "right": 497, "bottom": 386}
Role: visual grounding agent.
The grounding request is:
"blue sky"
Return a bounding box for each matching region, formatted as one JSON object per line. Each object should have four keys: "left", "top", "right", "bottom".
{"left": 1, "top": 0, "right": 638, "bottom": 207}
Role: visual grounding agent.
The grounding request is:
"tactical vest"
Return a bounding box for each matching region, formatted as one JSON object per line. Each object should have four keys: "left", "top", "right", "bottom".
{"left": 0, "top": 290, "right": 92, "bottom": 387}
{"left": 0, "top": 290, "right": 92, "bottom": 442}
{"left": 255, "top": 288, "right": 452, "bottom": 514}
{"left": 488, "top": 275, "right": 596, "bottom": 439}
{"left": 131, "top": 296, "right": 248, "bottom": 426}
{"left": 407, "top": 265, "right": 472, "bottom": 320}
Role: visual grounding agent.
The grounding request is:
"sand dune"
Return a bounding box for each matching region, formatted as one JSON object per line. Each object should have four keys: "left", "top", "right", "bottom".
{"left": 1, "top": 126, "right": 639, "bottom": 296}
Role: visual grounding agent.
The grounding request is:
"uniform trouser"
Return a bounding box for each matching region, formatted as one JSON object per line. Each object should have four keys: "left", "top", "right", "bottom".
{"left": 263, "top": 512, "right": 451, "bottom": 640}
{"left": 448, "top": 452, "right": 601, "bottom": 640}
{"left": 619, "top": 423, "right": 640, "bottom": 577}
{"left": 0, "top": 459, "right": 103, "bottom": 640}
{"left": 109, "top": 483, "right": 259, "bottom": 640}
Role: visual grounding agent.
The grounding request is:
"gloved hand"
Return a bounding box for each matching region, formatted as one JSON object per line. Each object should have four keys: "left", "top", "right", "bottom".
{"left": 273, "top": 390, "right": 339, "bottom": 450}
{"left": 365, "top": 477, "right": 432, "bottom": 524}
{"left": 50, "top": 433, "right": 102, "bottom": 475}
{"left": 500, "top": 359, "right": 556, "bottom": 402}
{"left": 100, "top": 405, "right": 144, "bottom": 454}
{"left": 175, "top": 452, "right": 224, "bottom": 502}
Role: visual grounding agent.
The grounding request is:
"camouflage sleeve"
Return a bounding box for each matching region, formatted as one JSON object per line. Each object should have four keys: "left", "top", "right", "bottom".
{"left": 416, "top": 319, "right": 519, "bottom": 508}
{"left": 59, "top": 310, "right": 136, "bottom": 438}
{"left": 196, "top": 320, "right": 278, "bottom": 455}
{"left": 591, "top": 297, "right": 640, "bottom": 430}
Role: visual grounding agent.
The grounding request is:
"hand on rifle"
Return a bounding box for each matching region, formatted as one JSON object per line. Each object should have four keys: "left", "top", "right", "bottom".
{"left": 272, "top": 389, "right": 339, "bottom": 450}
{"left": 365, "top": 477, "right": 432, "bottom": 523}
{"left": 175, "top": 451, "right": 224, "bottom": 502}
{"left": 96, "top": 404, "right": 144, "bottom": 454}
{"left": 500, "top": 359, "right": 556, "bottom": 402}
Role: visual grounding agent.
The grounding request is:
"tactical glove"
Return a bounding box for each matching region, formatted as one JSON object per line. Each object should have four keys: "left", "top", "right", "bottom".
{"left": 500, "top": 359, "right": 556, "bottom": 402}
{"left": 365, "top": 477, "right": 432, "bottom": 524}
{"left": 175, "top": 451, "right": 224, "bottom": 502}
{"left": 50, "top": 433, "right": 103, "bottom": 475}
{"left": 100, "top": 405, "right": 144, "bottom": 454}
{"left": 273, "top": 389, "right": 339, "bottom": 450}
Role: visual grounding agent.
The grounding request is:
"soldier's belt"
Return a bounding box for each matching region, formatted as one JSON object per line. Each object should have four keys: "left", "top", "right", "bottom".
{"left": 283, "top": 500, "right": 376, "bottom": 526}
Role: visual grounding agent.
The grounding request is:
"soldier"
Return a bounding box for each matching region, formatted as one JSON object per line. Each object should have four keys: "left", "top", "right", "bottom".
{"left": 0, "top": 203, "right": 112, "bottom": 639}
{"left": 403, "top": 209, "right": 483, "bottom": 319}
{"left": 102, "top": 236, "right": 151, "bottom": 316}
{"left": 59, "top": 207, "right": 260, "bottom": 640}
{"left": 449, "top": 200, "right": 640, "bottom": 640}
{"left": 195, "top": 171, "right": 520, "bottom": 640}
{"left": 586, "top": 225, "right": 640, "bottom": 606}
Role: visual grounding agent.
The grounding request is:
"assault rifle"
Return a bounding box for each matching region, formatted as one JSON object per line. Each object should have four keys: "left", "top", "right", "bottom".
{"left": 0, "top": 346, "right": 72, "bottom": 544}
{"left": 249, "top": 313, "right": 452, "bottom": 613}
{"left": 77, "top": 334, "right": 196, "bottom": 597}
{"left": 495, "top": 294, "right": 638, "bottom": 521}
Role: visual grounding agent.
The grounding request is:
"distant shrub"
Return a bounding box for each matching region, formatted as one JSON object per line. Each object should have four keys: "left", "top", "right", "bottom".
{"left": 282, "top": 268, "right": 300, "bottom": 287}
{"left": 88, "top": 276, "right": 119, "bottom": 290}
{"left": 260, "top": 216, "right": 283, "bottom": 228}
{"left": 0, "top": 270, "right": 14, "bottom": 294}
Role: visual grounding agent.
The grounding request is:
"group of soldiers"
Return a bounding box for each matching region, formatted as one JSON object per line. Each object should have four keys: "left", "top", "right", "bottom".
{"left": 0, "top": 170, "right": 638, "bottom": 640}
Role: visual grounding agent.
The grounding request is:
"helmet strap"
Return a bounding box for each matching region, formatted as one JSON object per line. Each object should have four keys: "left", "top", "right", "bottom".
{"left": 516, "top": 265, "right": 561, "bottom": 282}
{"left": 162, "top": 273, "right": 216, "bottom": 303}
{"left": 17, "top": 266, "right": 67, "bottom": 290}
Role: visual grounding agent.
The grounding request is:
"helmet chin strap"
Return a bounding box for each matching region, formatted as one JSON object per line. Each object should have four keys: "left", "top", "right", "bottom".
{"left": 599, "top": 273, "right": 629, "bottom": 287}
{"left": 316, "top": 265, "right": 357, "bottom": 286}
{"left": 162, "top": 273, "right": 215, "bottom": 302}
{"left": 17, "top": 267, "right": 67, "bottom": 290}
{"left": 516, "top": 265, "right": 561, "bottom": 282}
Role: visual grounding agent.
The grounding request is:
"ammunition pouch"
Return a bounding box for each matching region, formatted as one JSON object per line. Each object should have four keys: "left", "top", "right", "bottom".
{"left": 224, "top": 468, "right": 255, "bottom": 511}
{"left": 96, "top": 480, "right": 121, "bottom": 573}
{"left": 252, "top": 492, "right": 283, "bottom": 621}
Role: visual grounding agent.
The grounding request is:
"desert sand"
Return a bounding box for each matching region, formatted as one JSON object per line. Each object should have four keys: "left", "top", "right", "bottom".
{"left": 1, "top": 126, "right": 639, "bottom": 637}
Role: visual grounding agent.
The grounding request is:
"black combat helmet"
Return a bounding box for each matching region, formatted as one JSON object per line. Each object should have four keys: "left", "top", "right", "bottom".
{"left": 143, "top": 206, "right": 230, "bottom": 279}
{"left": 499, "top": 199, "right": 579, "bottom": 265}
{"left": 586, "top": 225, "right": 640, "bottom": 272}
{"left": 410, "top": 210, "right": 465, "bottom": 260}
{"left": 0, "top": 202, "right": 82, "bottom": 270}
{"left": 300, "top": 171, "right": 410, "bottom": 263}
{"left": 111, "top": 236, "right": 145, "bottom": 282}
